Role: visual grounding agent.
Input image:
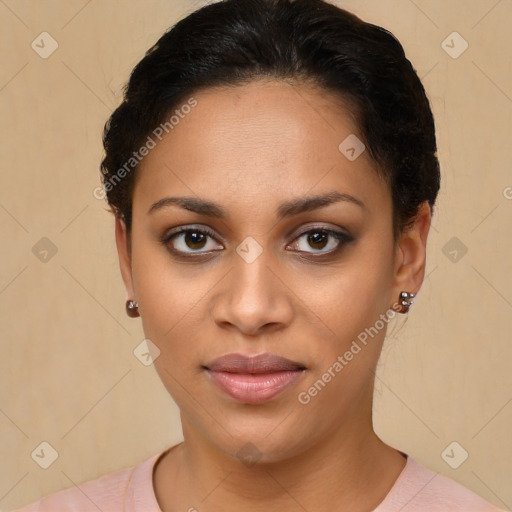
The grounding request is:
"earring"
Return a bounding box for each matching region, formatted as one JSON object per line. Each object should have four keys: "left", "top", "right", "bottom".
{"left": 126, "top": 300, "right": 140, "bottom": 318}
{"left": 396, "top": 291, "right": 416, "bottom": 314}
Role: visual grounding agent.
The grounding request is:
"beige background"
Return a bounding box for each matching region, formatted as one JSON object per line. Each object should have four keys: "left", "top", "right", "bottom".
{"left": 1, "top": 0, "right": 511, "bottom": 510}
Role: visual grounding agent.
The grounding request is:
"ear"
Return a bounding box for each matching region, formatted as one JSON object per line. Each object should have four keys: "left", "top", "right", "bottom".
{"left": 391, "top": 201, "right": 432, "bottom": 307}
{"left": 115, "top": 215, "right": 136, "bottom": 300}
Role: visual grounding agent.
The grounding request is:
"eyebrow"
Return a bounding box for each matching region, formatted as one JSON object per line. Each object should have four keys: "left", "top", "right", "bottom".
{"left": 148, "top": 190, "right": 365, "bottom": 219}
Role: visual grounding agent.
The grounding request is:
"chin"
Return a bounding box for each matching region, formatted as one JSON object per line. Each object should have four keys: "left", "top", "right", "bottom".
{"left": 202, "top": 413, "right": 321, "bottom": 466}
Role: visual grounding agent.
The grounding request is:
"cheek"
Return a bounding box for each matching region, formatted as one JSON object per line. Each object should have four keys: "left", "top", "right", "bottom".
{"left": 293, "top": 248, "right": 394, "bottom": 382}
{"left": 129, "top": 240, "right": 197, "bottom": 361}
{"left": 292, "top": 271, "right": 391, "bottom": 423}
{"left": 131, "top": 233, "right": 206, "bottom": 327}
{"left": 302, "top": 255, "right": 392, "bottom": 333}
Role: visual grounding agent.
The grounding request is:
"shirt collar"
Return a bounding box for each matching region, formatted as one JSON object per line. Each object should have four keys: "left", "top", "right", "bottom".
{"left": 124, "top": 449, "right": 169, "bottom": 512}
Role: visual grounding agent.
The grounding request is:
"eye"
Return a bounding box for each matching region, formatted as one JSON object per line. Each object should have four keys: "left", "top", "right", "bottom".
{"left": 162, "top": 225, "right": 353, "bottom": 259}
{"left": 288, "top": 227, "right": 353, "bottom": 255}
{"left": 163, "top": 226, "right": 223, "bottom": 255}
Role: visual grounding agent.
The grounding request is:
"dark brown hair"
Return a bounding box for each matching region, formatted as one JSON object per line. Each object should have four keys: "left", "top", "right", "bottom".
{"left": 101, "top": 0, "right": 440, "bottom": 243}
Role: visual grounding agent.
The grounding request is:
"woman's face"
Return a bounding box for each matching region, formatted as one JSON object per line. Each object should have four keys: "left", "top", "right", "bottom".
{"left": 116, "top": 80, "right": 428, "bottom": 463}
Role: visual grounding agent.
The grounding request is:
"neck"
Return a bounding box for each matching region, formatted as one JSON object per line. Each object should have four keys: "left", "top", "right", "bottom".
{"left": 154, "top": 409, "right": 406, "bottom": 512}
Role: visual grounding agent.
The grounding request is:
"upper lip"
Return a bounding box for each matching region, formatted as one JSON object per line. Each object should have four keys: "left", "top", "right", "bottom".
{"left": 205, "top": 353, "right": 306, "bottom": 374}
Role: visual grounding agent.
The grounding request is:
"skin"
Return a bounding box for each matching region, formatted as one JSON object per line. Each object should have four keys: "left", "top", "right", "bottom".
{"left": 115, "top": 79, "right": 431, "bottom": 512}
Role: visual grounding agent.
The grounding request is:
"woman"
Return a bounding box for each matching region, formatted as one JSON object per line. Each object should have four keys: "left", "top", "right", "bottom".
{"left": 12, "top": 0, "right": 507, "bottom": 510}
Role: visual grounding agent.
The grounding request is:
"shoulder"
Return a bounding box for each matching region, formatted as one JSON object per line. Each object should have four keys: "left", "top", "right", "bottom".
{"left": 376, "top": 455, "right": 508, "bottom": 512}
{"left": 9, "top": 452, "right": 163, "bottom": 512}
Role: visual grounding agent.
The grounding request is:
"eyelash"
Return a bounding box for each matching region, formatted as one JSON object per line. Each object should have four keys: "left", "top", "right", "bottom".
{"left": 161, "top": 225, "right": 354, "bottom": 260}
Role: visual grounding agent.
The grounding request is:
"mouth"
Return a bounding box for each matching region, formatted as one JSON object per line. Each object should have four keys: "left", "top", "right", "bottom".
{"left": 204, "top": 353, "right": 306, "bottom": 404}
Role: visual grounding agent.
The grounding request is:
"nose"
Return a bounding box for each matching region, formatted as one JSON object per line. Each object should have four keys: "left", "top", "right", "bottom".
{"left": 210, "top": 249, "right": 294, "bottom": 337}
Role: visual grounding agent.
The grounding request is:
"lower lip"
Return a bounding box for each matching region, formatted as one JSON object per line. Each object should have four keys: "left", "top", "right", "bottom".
{"left": 206, "top": 370, "right": 304, "bottom": 404}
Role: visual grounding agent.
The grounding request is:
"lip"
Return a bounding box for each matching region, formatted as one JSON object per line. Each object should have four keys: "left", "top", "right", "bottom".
{"left": 204, "top": 353, "right": 306, "bottom": 404}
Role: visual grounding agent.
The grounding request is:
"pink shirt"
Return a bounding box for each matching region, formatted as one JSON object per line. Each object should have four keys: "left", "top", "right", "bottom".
{"left": 11, "top": 450, "right": 507, "bottom": 512}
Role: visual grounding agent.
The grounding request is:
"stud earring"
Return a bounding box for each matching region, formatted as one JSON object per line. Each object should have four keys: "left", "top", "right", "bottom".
{"left": 396, "top": 291, "right": 416, "bottom": 314}
{"left": 126, "top": 300, "right": 139, "bottom": 318}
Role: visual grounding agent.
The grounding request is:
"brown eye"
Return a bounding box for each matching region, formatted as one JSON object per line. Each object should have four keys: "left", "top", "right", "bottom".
{"left": 183, "top": 231, "right": 207, "bottom": 250}
{"left": 289, "top": 228, "right": 352, "bottom": 255}
{"left": 307, "top": 231, "right": 329, "bottom": 250}
{"left": 163, "top": 227, "right": 223, "bottom": 255}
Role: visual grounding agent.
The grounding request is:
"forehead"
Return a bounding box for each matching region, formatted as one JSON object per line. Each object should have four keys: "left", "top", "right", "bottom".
{"left": 133, "top": 79, "right": 389, "bottom": 219}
